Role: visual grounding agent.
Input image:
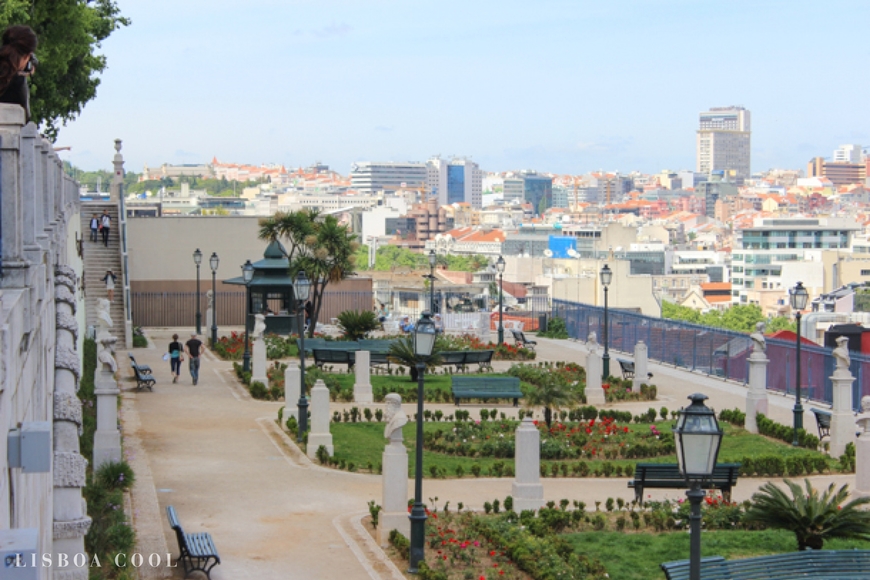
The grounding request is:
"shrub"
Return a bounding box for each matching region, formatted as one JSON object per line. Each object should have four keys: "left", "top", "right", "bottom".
{"left": 250, "top": 381, "right": 269, "bottom": 399}
{"left": 95, "top": 460, "right": 135, "bottom": 492}
{"left": 388, "top": 529, "right": 410, "bottom": 554}
{"left": 337, "top": 310, "right": 380, "bottom": 340}
{"left": 538, "top": 317, "right": 569, "bottom": 339}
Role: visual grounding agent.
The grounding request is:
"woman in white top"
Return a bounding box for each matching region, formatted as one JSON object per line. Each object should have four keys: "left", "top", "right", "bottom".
{"left": 101, "top": 270, "right": 117, "bottom": 303}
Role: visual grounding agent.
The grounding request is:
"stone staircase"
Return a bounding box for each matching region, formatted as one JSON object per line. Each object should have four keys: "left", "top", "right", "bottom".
{"left": 81, "top": 202, "right": 127, "bottom": 350}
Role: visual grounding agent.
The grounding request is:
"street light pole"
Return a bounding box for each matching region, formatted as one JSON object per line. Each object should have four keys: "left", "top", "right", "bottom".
{"left": 209, "top": 252, "right": 219, "bottom": 347}
{"left": 242, "top": 260, "right": 254, "bottom": 373}
{"left": 409, "top": 312, "right": 437, "bottom": 574}
{"left": 428, "top": 249, "right": 436, "bottom": 313}
{"left": 790, "top": 281, "right": 809, "bottom": 445}
{"left": 600, "top": 264, "right": 612, "bottom": 380}
{"left": 193, "top": 248, "right": 202, "bottom": 334}
{"left": 496, "top": 255, "right": 505, "bottom": 344}
{"left": 294, "top": 271, "right": 311, "bottom": 443}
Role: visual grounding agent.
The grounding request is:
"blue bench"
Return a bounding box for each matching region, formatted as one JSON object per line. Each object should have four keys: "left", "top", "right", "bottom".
{"left": 628, "top": 463, "right": 740, "bottom": 505}
{"left": 167, "top": 505, "right": 221, "bottom": 579}
{"left": 661, "top": 550, "right": 870, "bottom": 580}
{"left": 451, "top": 376, "right": 522, "bottom": 407}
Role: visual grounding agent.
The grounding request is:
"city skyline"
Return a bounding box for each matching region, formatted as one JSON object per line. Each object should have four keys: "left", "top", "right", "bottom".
{"left": 54, "top": 0, "right": 870, "bottom": 176}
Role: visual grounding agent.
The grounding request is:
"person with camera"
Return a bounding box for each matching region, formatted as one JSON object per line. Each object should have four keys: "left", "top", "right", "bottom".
{"left": 0, "top": 25, "right": 38, "bottom": 122}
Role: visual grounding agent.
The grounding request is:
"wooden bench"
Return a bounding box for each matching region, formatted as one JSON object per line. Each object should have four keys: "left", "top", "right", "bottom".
{"left": 128, "top": 353, "right": 151, "bottom": 374}
{"left": 617, "top": 358, "right": 635, "bottom": 380}
{"left": 439, "top": 350, "right": 494, "bottom": 372}
{"left": 166, "top": 505, "right": 221, "bottom": 579}
{"left": 131, "top": 363, "right": 155, "bottom": 391}
{"left": 451, "top": 376, "right": 523, "bottom": 407}
{"left": 661, "top": 550, "right": 870, "bottom": 580}
{"left": 628, "top": 463, "right": 741, "bottom": 505}
{"left": 510, "top": 329, "right": 536, "bottom": 350}
{"left": 312, "top": 348, "right": 356, "bottom": 369}
{"left": 811, "top": 407, "right": 832, "bottom": 440}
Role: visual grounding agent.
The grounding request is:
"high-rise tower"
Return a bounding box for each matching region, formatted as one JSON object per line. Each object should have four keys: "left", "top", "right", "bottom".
{"left": 696, "top": 106, "right": 751, "bottom": 180}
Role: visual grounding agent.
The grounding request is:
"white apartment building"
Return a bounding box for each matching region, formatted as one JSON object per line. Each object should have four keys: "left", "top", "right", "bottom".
{"left": 696, "top": 106, "right": 751, "bottom": 179}
{"left": 731, "top": 217, "right": 861, "bottom": 305}
{"left": 833, "top": 144, "right": 864, "bottom": 164}
{"left": 350, "top": 162, "right": 428, "bottom": 194}
{"left": 277, "top": 193, "right": 382, "bottom": 212}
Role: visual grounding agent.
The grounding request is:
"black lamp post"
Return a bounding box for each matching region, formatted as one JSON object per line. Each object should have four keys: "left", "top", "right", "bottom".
{"left": 209, "top": 252, "right": 219, "bottom": 347}
{"left": 674, "top": 393, "right": 724, "bottom": 580}
{"left": 294, "top": 271, "right": 311, "bottom": 443}
{"left": 241, "top": 260, "right": 254, "bottom": 373}
{"left": 496, "top": 255, "right": 506, "bottom": 344}
{"left": 790, "top": 281, "right": 809, "bottom": 446}
{"left": 409, "top": 311, "right": 437, "bottom": 574}
{"left": 428, "top": 249, "right": 437, "bottom": 313}
{"left": 600, "top": 263, "right": 612, "bottom": 379}
{"left": 193, "top": 248, "right": 202, "bottom": 334}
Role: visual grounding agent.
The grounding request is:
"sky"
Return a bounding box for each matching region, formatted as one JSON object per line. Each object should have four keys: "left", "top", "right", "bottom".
{"left": 56, "top": 0, "right": 870, "bottom": 178}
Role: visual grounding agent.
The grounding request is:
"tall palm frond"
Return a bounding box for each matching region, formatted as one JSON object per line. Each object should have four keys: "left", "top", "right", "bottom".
{"left": 523, "top": 376, "right": 577, "bottom": 429}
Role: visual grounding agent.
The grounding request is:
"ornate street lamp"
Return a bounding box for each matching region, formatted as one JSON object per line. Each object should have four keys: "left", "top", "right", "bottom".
{"left": 241, "top": 260, "right": 254, "bottom": 373}
{"left": 600, "top": 264, "right": 613, "bottom": 379}
{"left": 674, "top": 393, "right": 724, "bottom": 580}
{"left": 294, "top": 271, "right": 311, "bottom": 443}
{"left": 790, "top": 281, "right": 809, "bottom": 446}
{"left": 409, "top": 311, "right": 437, "bottom": 574}
{"left": 209, "top": 252, "right": 219, "bottom": 347}
{"left": 428, "top": 249, "right": 437, "bottom": 313}
{"left": 496, "top": 255, "right": 506, "bottom": 344}
{"left": 193, "top": 248, "right": 202, "bottom": 334}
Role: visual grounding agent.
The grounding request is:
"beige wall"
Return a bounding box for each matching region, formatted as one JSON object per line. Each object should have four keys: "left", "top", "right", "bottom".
{"left": 552, "top": 259, "right": 658, "bottom": 316}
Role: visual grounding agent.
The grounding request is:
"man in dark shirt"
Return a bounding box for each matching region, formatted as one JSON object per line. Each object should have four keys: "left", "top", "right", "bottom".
{"left": 184, "top": 333, "right": 206, "bottom": 385}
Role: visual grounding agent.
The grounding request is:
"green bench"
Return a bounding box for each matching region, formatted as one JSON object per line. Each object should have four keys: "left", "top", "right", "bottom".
{"left": 811, "top": 407, "right": 832, "bottom": 440}
{"left": 130, "top": 361, "right": 155, "bottom": 391}
{"left": 440, "top": 350, "right": 495, "bottom": 371}
{"left": 451, "top": 376, "right": 522, "bottom": 407}
{"left": 312, "top": 348, "right": 356, "bottom": 369}
{"left": 628, "top": 463, "right": 741, "bottom": 505}
{"left": 661, "top": 550, "right": 870, "bottom": 580}
{"left": 167, "top": 505, "right": 221, "bottom": 579}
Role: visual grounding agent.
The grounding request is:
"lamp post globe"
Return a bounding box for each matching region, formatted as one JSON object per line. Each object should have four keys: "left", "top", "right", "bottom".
{"left": 241, "top": 260, "right": 254, "bottom": 373}
{"left": 209, "top": 252, "right": 219, "bottom": 347}
{"left": 409, "top": 311, "right": 437, "bottom": 574}
{"left": 675, "top": 393, "right": 724, "bottom": 580}
{"left": 294, "top": 271, "right": 311, "bottom": 443}
{"left": 193, "top": 248, "right": 202, "bottom": 334}
{"left": 599, "top": 264, "right": 612, "bottom": 380}
{"left": 789, "top": 281, "right": 809, "bottom": 445}
{"left": 496, "top": 255, "right": 506, "bottom": 344}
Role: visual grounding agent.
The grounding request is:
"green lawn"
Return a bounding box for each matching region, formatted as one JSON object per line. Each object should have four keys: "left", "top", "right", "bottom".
{"left": 567, "top": 530, "right": 870, "bottom": 580}
{"left": 327, "top": 420, "right": 836, "bottom": 478}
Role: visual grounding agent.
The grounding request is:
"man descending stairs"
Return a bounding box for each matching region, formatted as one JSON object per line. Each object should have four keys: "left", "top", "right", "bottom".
{"left": 81, "top": 202, "right": 127, "bottom": 350}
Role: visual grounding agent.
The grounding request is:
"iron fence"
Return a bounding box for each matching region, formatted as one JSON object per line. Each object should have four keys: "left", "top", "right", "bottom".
{"left": 552, "top": 299, "right": 870, "bottom": 410}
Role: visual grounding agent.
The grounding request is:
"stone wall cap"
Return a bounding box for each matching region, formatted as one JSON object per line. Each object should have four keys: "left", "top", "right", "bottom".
{"left": 0, "top": 104, "right": 26, "bottom": 126}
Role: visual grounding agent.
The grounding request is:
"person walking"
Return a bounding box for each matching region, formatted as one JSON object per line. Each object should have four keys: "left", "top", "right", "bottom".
{"left": 184, "top": 333, "right": 205, "bottom": 385}
{"left": 101, "top": 270, "right": 117, "bottom": 303}
{"left": 89, "top": 213, "right": 99, "bottom": 242}
{"left": 100, "top": 209, "right": 111, "bottom": 247}
{"left": 168, "top": 333, "right": 184, "bottom": 384}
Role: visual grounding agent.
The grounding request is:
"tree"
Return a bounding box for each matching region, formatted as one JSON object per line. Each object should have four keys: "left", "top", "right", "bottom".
{"left": 743, "top": 479, "right": 870, "bottom": 550}
{"left": 1, "top": 0, "right": 130, "bottom": 140}
{"left": 523, "top": 374, "right": 577, "bottom": 429}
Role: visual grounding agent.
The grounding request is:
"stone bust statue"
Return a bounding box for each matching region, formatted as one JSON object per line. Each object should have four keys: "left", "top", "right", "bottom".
{"left": 253, "top": 313, "right": 266, "bottom": 338}
{"left": 856, "top": 395, "right": 870, "bottom": 435}
{"left": 384, "top": 393, "right": 408, "bottom": 440}
{"left": 833, "top": 336, "right": 850, "bottom": 372}
{"left": 750, "top": 322, "right": 766, "bottom": 353}
{"left": 587, "top": 331, "right": 598, "bottom": 346}
{"left": 96, "top": 298, "right": 113, "bottom": 329}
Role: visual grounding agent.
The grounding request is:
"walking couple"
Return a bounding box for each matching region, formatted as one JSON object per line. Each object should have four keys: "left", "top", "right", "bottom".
{"left": 168, "top": 333, "right": 206, "bottom": 385}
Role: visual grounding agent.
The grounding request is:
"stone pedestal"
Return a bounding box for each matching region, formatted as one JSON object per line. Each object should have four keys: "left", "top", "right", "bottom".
{"left": 354, "top": 350, "right": 373, "bottom": 403}
{"left": 585, "top": 346, "right": 605, "bottom": 405}
{"left": 378, "top": 430, "right": 411, "bottom": 546}
{"left": 745, "top": 351, "right": 769, "bottom": 434}
{"left": 206, "top": 307, "right": 213, "bottom": 333}
{"left": 632, "top": 341, "right": 648, "bottom": 392}
{"left": 252, "top": 335, "right": 268, "bottom": 385}
{"left": 307, "top": 379, "right": 334, "bottom": 458}
{"left": 830, "top": 368, "right": 856, "bottom": 458}
{"left": 283, "top": 362, "right": 301, "bottom": 422}
{"left": 856, "top": 428, "right": 870, "bottom": 498}
{"left": 93, "top": 369, "right": 121, "bottom": 469}
{"left": 512, "top": 417, "right": 544, "bottom": 513}
{"left": 478, "top": 311, "right": 491, "bottom": 343}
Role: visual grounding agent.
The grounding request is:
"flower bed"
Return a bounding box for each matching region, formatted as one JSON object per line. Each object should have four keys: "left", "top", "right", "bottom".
{"left": 439, "top": 334, "right": 536, "bottom": 361}
{"left": 213, "top": 332, "right": 299, "bottom": 361}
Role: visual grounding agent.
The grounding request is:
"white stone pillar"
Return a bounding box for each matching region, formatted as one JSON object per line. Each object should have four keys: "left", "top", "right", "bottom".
{"left": 632, "top": 341, "right": 648, "bottom": 392}
{"left": 94, "top": 331, "right": 121, "bottom": 470}
{"left": 354, "top": 350, "right": 373, "bottom": 403}
{"left": 307, "top": 379, "right": 334, "bottom": 458}
{"left": 283, "top": 362, "right": 300, "bottom": 422}
{"left": 745, "top": 351, "right": 769, "bottom": 434}
{"left": 585, "top": 345, "right": 605, "bottom": 405}
{"left": 378, "top": 426, "right": 411, "bottom": 546}
{"left": 856, "top": 413, "right": 870, "bottom": 498}
{"left": 479, "top": 311, "right": 491, "bottom": 343}
{"left": 251, "top": 334, "right": 268, "bottom": 385}
{"left": 830, "top": 366, "right": 856, "bottom": 458}
{"left": 512, "top": 417, "right": 544, "bottom": 513}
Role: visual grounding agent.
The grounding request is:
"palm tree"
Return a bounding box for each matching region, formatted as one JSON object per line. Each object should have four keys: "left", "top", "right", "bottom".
{"left": 387, "top": 337, "right": 442, "bottom": 382}
{"left": 523, "top": 376, "right": 577, "bottom": 429}
{"left": 743, "top": 479, "right": 870, "bottom": 550}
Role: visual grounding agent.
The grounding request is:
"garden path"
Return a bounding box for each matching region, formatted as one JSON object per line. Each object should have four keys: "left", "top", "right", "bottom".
{"left": 122, "top": 329, "right": 854, "bottom": 580}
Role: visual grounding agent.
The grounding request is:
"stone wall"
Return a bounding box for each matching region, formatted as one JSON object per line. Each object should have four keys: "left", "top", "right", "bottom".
{"left": 0, "top": 105, "right": 84, "bottom": 571}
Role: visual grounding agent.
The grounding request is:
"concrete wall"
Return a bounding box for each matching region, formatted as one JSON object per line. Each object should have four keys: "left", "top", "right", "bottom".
{"left": 552, "top": 259, "right": 658, "bottom": 316}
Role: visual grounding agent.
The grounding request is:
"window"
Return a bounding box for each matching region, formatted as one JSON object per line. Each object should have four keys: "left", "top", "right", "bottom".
{"left": 862, "top": 270, "right": 870, "bottom": 276}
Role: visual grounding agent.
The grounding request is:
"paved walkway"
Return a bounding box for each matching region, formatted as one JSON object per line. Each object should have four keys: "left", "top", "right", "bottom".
{"left": 122, "top": 330, "right": 854, "bottom": 580}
